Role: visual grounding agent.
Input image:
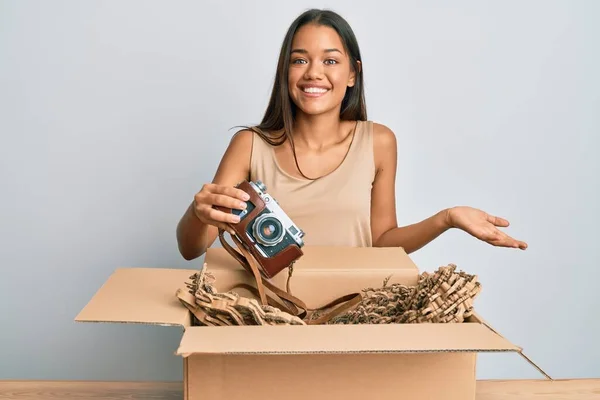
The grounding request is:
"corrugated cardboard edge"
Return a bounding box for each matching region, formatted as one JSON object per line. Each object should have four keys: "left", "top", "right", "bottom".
{"left": 471, "top": 312, "right": 553, "bottom": 381}
{"left": 74, "top": 267, "right": 195, "bottom": 328}
{"left": 175, "top": 316, "right": 552, "bottom": 382}
{"left": 174, "top": 322, "right": 519, "bottom": 357}
{"left": 183, "top": 358, "right": 189, "bottom": 400}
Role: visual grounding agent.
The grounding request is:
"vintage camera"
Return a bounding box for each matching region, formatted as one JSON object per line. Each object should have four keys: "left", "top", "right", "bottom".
{"left": 216, "top": 180, "right": 305, "bottom": 279}
{"left": 233, "top": 180, "right": 305, "bottom": 255}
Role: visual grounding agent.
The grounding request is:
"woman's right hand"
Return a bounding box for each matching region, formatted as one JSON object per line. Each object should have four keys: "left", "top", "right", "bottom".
{"left": 192, "top": 183, "right": 250, "bottom": 234}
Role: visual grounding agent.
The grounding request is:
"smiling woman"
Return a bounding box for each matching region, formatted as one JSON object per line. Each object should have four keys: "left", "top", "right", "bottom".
{"left": 175, "top": 8, "right": 528, "bottom": 261}
{"left": 287, "top": 24, "right": 360, "bottom": 119}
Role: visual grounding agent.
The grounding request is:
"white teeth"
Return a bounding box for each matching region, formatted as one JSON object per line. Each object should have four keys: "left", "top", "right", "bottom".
{"left": 303, "top": 87, "right": 328, "bottom": 93}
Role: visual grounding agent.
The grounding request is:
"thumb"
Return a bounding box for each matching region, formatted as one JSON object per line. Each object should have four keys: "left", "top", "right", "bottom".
{"left": 487, "top": 214, "right": 510, "bottom": 227}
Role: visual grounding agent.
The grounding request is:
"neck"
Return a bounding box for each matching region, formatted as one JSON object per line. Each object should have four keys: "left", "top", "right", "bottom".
{"left": 292, "top": 110, "right": 345, "bottom": 150}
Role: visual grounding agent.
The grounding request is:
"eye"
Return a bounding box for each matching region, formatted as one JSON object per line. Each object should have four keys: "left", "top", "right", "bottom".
{"left": 324, "top": 59, "right": 338, "bottom": 65}
{"left": 291, "top": 58, "right": 307, "bottom": 64}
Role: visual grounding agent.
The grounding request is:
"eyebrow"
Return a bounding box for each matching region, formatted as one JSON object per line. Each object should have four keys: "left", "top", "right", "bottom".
{"left": 291, "top": 48, "right": 343, "bottom": 55}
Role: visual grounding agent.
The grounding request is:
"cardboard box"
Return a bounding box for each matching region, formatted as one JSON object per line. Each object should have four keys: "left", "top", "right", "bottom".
{"left": 75, "top": 246, "right": 550, "bottom": 400}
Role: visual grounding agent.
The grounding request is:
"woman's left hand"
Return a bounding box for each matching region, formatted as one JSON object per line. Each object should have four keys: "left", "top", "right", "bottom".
{"left": 446, "top": 206, "right": 528, "bottom": 250}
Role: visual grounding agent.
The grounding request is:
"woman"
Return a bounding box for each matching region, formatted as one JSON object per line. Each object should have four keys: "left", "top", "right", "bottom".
{"left": 176, "top": 9, "right": 527, "bottom": 261}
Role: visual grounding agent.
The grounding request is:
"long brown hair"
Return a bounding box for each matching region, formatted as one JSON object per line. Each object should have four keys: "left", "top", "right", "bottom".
{"left": 239, "top": 9, "right": 367, "bottom": 146}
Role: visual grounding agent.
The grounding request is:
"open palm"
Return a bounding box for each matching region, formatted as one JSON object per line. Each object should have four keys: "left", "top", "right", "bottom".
{"left": 447, "top": 206, "right": 528, "bottom": 250}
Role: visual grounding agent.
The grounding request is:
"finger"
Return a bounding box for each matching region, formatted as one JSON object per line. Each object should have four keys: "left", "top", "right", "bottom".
{"left": 496, "top": 233, "right": 517, "bottom": 248}
{"left": 478, "top": 227, "right": 503, "bottom": 242}
{"left": 487, "top": 214, "right": 510, "bottom": 227}
{"left": 515, "top": 240, "right": 528, "bottom": 250}
{"left": 490, "top": 231, "right": 527, "bottom": 250}
{"left": 207, "top": 207, "right": 241, "bottom": 225}
{"left": 215, "top": 185, "right": 251, "bottom": 201}
{"left": 498, "top": 231, "right": 528, "bottom": 250}
{"left": 211, "top": 193, "right": 248, "bottom": 210}
{"left": 199, "top": 183, "right": 216, "bottom": 194}
{"left": 195, "top": 204, "right": 239, "bottom": 235}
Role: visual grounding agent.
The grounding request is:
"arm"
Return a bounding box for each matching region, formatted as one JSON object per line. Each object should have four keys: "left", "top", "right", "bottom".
{"left": 374, "top": 211, "right": 452, "bottom": 254}
{"left": 369, "top": 123, "right": 450, "bottom": 253}
{"left": 369, "top": 123, "right": 527, "bottom": 253}
{"left": 176, "top": 130, "right": 253, "bottom": 260}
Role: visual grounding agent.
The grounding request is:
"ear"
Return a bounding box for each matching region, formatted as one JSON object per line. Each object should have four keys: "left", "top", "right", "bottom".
{"left": 348, "top": 60, "right": 361, "bottom": 88}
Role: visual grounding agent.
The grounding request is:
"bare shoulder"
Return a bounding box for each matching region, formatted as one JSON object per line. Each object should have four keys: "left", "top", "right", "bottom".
{"left": 223, "top": 128, "right": 255, "bottom": 165}
{"left": 228, "top": 128, "right": 254, "bottom": 151}
{"left": 372, "top": 122, "right": 397, "bottom": 148}
{"left": 371, "top": 122, "right": 398, "bottom": 172}
{"left": 213, "top": 128, "right": 254, "bottom": 183}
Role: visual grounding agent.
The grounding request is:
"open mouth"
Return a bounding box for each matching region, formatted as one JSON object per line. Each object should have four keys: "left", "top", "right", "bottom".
{"left": 300, "top": 86, "right": 330, "bottom": 97}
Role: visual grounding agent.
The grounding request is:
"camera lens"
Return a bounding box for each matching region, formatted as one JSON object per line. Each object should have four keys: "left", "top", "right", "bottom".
{"left": 253, "top": 213, "right": 284, "bottom": 246}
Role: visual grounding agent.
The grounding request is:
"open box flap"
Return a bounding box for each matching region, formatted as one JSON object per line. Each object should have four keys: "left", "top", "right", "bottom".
{"left": 176, "top": 322, "right": 519, "bottom": 356}
{"left": 469, "top": 312, "right": 553, "bottom": 380}
{"left": 75, "top": 267, "right": 196, "bottom": 327}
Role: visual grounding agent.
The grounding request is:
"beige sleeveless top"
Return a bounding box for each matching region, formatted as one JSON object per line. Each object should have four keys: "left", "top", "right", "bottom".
{"left": 249, "top": 120, "right": 375, "bottom": 248}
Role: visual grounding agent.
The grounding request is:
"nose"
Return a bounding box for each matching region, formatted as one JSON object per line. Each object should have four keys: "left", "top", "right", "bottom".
{"left": 304, "top": 61, "right": 323, "bottom": 80}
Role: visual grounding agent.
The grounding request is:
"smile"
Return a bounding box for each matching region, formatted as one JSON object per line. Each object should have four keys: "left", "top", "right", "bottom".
{"left": 301, "top": 86, "right": 329, "bottom": 97}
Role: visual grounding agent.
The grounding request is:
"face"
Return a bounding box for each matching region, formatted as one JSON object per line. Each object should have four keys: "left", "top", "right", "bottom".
{"left": 287, "top": 23, "right": 358, "bottom": 117}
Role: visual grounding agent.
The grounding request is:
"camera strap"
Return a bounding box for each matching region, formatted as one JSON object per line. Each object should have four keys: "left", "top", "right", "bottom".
{"left": 217, "top": 228, "right": 363, "bottom": 325}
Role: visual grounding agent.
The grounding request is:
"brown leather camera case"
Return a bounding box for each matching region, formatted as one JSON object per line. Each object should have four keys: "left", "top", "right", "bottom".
{"left": 214, "top": 180, "right": 303, "bottom": 279}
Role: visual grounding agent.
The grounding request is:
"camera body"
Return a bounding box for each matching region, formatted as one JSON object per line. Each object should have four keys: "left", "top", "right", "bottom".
{"left": 234, "top": 180, "right": 305, "bottom": 256}
{"left": 216, "top": 180, "right": 305, "bottom": 279}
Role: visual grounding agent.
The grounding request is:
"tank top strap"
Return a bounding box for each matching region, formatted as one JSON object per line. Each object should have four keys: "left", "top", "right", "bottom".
{"left": 345, "top": 119, "right": 374, "bottom": 170}
{"left": 249, "top": 129, "right": 275, "bottom": 183}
